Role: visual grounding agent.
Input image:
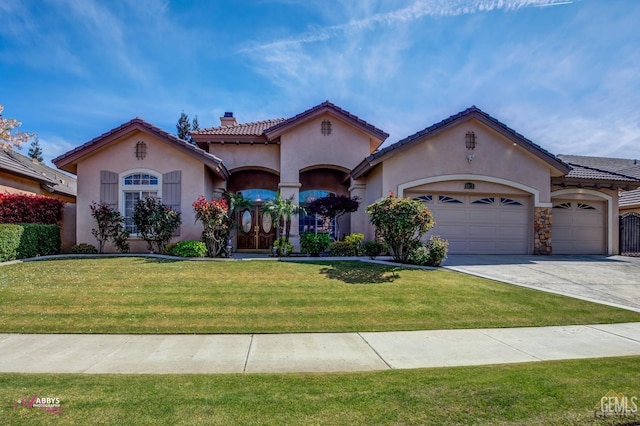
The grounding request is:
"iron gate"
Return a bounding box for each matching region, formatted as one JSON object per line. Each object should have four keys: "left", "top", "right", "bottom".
{"left": 620, "top": 212, "right": 640, "bottom": 256}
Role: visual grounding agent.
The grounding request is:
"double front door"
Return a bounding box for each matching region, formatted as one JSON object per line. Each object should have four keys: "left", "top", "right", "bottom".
{"left": 237, "top": 206, "right": 276, "bottom": 250}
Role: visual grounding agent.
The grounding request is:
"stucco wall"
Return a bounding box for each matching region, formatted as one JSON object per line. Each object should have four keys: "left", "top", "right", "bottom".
{"left": 75, "top": 130, "right": 211, "bottom": 252}
{"left": 279, "top": 113, "right": 373, "bottom": 183}
{"left": 386, "top": 119, "right": 554, "bottom": 205}
{"left": 209, "top": 144, "right": 279, "bottom": 174}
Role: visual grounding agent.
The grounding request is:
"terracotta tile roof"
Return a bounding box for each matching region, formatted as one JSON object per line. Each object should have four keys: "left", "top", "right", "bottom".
{"left": 352, "top": 105, "right": 570, "bottom": 179}
{"left": 193, "top": 119, "right": 286, "bottom": 136}
{"left": 1, "top": 149, "right": 77, "bottom": 197}
{"left": 558, "top": 155, "right": 640, "bottom": 176}
{"left": 53, "top": 118, "right": 228, "bottom": 179}
{"left": 264, "top": 101, "right": 389, "bottom": 141}
{"left": 563, "top": 162, "right": 640, "bottom": 182}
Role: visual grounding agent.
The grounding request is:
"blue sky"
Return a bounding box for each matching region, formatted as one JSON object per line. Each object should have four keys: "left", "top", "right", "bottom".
{"left": 1, "top": 0, "right": 639, "bottom": 168}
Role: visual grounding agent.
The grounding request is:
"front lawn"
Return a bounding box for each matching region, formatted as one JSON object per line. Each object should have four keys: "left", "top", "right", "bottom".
{"left": 0, "top": 258, "right": 638, "bottom": 333}
{"left": 3, "top": 357, "right": 639, "bottom": 425}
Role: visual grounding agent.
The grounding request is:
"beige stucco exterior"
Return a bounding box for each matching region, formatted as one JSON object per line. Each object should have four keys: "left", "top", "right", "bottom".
{"left": 65, "top": 124, "right": 224, "bottom": 253}
{"left": 54, "top": 103, "right": 639, "bottom": 255}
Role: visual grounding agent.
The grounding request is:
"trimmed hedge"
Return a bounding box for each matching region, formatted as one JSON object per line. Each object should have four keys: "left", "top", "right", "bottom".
{"left": 0, "top": 223, "right": 60, "bottom": 261}
{"left": 170, "top": 240, "right": 207, "bottom": 257}
{"left": 0, "top": 193, "right": 64, "bottom": 224}
{"left": 0, "top": 224, "right": 23, "bottom": 261}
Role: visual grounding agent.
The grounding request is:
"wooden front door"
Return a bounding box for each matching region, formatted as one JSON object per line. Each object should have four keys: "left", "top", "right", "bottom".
{"left": 237, "top": 206, "right": 276, "bottom": 250}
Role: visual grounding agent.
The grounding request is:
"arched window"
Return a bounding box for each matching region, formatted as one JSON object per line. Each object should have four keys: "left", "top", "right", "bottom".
{"left": 122, "top": 172, "right": 160, "bottom": 233}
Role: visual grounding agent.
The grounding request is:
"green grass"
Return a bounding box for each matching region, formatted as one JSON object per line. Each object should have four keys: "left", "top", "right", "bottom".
{"left": 0, "top": 257, "right": 638, "bottom": 333}
{"left": 2, "top": 357, "right": 639, "bottom": 425}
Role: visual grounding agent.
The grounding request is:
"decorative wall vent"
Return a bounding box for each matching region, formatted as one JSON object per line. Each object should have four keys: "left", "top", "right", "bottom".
{"left": 135, "top": 141, "right": 147, "bottom": 160}
{"left": 321, "top": 120, "right": 332, "bottom": 136}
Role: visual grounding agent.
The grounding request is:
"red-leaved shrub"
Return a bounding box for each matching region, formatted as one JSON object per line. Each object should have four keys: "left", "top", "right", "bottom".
{"left": 0, "top": 193, "right": 64, "bottom": 224}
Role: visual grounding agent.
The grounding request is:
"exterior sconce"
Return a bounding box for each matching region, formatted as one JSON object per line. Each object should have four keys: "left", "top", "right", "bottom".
{"left": 465, "top": 131, "right": 476, "bottom": 162}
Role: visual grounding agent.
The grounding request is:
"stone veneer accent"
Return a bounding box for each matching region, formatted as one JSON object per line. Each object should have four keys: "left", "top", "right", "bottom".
{"left": 533, "top": 207, "right": 552, "bottom": 255}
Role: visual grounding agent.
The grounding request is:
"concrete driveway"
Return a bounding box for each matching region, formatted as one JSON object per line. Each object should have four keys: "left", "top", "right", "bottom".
{"left": 443, "top": 255, "right": 640, "bottom": 312}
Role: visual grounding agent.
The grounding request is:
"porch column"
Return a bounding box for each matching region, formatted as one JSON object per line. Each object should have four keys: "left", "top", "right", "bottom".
{"left": 349, "top": 181, "right": 368, "bottom": 238}
{"left": 279, "top": 181, "right": 302, "bottom": 250}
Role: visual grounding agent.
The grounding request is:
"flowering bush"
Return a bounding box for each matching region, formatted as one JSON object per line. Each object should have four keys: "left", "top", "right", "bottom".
{"left": 192, "top": 195, "right": 229, "bottom": 257}
{"left": 0, "top": 193, "right": 64, "bottom": 224}
{"left": 365, "top": 194, "right": 435, "bottom": 263}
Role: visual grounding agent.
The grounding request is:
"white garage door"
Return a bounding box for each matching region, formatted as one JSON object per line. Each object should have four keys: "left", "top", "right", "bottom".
{"left": 416, "top": 194, "right": 531, "bottom": 254}
{"left": 552, "top": 200, "right": 606, "bottom": 254}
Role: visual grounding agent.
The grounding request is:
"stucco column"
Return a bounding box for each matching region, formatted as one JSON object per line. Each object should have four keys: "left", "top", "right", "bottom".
{"left": 349, "top": 181, "right": 367, "bottom": 237}
{"left": 279, "top": 181, "right": 302, "bottom": 250}
{"left": 533, "top": 207, "right": 552, "bottom": 255}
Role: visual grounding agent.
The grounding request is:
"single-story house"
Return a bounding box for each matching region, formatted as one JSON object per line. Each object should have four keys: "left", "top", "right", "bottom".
{"left": 53, "top": 102, "right": 640, "bottom": 255}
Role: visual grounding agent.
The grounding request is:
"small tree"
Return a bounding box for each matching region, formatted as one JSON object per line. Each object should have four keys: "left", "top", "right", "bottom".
{"left": 262, "top": 192, "right": 303, "bottom": 245}
{"left": 27, "top": 136, "right": 43, "bottom": 162}
{"left": 132, "top": 197, "right": 181, "bottom": 253}
{"left": 306, "top": 194, "right": 360, "bottom": 239}
{"left": 192, "top": 195, "right": 229, "bottom": 257}
{"left": 1, "top": 105, "right": 36, "bottom": 150}
{"left": 365, "top": 194, "right": 435, "bottom": 263}
{"left": 176, "top": 111, "right": 199, "bottom": 145}
{"left": 90, "top": 202, "right": 130, "bottom": 253}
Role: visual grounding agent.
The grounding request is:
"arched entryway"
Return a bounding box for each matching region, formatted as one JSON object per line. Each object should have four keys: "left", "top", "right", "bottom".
{"left": 228, "top": 170, "right": 279, "bottom": 251}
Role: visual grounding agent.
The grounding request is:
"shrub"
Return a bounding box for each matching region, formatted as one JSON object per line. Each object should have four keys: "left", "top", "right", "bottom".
{"left": 0, "top": 224, "right": 23, "bottom": 261}
{"left": 170, "top": 240, "right": 207, "bottom": 257}
{"left": 71, "top": 243, "right": 98, "bottom": 254}
{"left": 15, "top": 223, "right": 60, "bottom": 258}
{"left": 90, "top": 202, "right": 129, "bottom": 253}
{"left": 273, "top": 237, "right": 294, "bottom": 257}
{"left": 363, "top": 240, "right": 385, "bottom": 259}
{"left": 366, "top": 194, "right": 435, "bottom": 263}
{"left": 192, "top": 196, "right": 229, "bottom": 257}
{"left": 426, "top": 236, "right": 449, "bottom": 266}
{"left": 328, "top": 240, "right": 355, "bottom": 256}
{"left": 406, "top": 236, "right": 449, "bottom": 267}
{"left": 407, "top": 244, "right": 431, "bottom": 266}
{"left": 344, "top": 233, "right": 364, "bottom": 255}
{"left": 0, "top": 193, "right": 64, "bottom": 224}
{"left": 0, "top": 223, "right": 60, "bottom": 260}
{"left": 133, "top": 197, "right": 181, "bottom": 254}
{"left": 300, "top": 232, "right": 330, "bottom": 256}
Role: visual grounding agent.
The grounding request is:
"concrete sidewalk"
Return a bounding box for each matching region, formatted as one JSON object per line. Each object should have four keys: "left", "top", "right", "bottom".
{"left": 1, "top": 323, "right": 640, "bottom": 374}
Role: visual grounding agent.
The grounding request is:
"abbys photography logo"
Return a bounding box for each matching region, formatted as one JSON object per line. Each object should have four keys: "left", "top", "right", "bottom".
{"left": 595, "top": 390, "right": 638, "bottom": 418}
{"left": 13, "top": 394, "right": 64, "bottom": 416}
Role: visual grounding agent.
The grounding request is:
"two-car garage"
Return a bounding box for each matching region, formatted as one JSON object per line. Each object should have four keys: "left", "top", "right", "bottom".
{"left": 415, "top": 193, "right": 531, "bottom": 254}
{"left": 411, "top": 192, "right": 607, "bottom": 255}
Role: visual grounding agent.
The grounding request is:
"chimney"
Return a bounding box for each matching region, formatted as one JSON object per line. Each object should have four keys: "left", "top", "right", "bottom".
{"left": 220, "top": 111, "right": 237, "bottom": 127}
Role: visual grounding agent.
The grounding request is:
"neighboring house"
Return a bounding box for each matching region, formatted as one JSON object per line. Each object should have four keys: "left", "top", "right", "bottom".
{"left": 53, "top": 102, "right": 640, "bottom": 255}
{"left": 1, "top": 148, "right": 76, "bottom": 203}
{"left": 1, "top": 148, "right": 77, "bottom": 252}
